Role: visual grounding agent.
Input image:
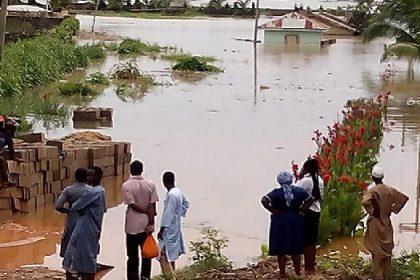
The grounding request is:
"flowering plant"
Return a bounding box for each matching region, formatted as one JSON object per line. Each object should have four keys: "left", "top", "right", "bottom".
{"left": 312, "top": 98, "right": 383, "bottom": 244}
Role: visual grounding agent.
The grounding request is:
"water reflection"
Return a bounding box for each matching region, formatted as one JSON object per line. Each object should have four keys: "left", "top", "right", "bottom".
{"left": 0, "top": 176, "right": 125, "bottom": 270}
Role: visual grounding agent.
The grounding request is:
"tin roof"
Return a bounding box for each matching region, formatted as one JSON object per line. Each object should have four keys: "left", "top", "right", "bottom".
{"left": 259, "top": 12, "right": 328, "bottom": 31}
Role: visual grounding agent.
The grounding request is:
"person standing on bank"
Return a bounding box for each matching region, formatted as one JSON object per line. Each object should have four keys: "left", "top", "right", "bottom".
{"left": 261, "top": 171, "right": 313, "bottom": 279}
{"left": 123, "top": 160, "right": 159, "bottom": 280}
{"left": 63, "top": 166, "right": 107, "bottom": 280}
{"left": 55, "top": 168, "right": 90, "bottom": 262}
{"left": 362, "top": 165, "right": 409, "bottom": 280}
{"left": 157, "top": 171, "right": 189, "bottom": 278}
{"left": 295, "top": 158, "right": 324, "bottom": 273}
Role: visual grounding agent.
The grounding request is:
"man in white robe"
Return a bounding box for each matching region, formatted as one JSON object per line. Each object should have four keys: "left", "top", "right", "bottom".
{"left": 157, "top": 171, "right": 189, "bottom": 277}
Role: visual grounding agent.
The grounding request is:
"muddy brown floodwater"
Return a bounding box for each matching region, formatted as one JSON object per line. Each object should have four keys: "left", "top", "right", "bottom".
{"left": 0, "top": 16, "right": 419, "bottom": 279}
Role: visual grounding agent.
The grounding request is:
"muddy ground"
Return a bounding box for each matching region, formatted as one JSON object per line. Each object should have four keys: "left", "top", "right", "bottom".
{"left": 0, "top": 258, "right": 367, "bottom": 280}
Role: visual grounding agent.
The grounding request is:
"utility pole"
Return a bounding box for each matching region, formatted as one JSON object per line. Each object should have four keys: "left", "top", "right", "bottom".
{"left": 252, "top": 0, "right": 260, "bottom": 105}
{"left": 91, "top": 0, "right": 100, "bottom": 33}
{"left": 0, "top": 0, "right": 8, "bottom": 60}
{"left": 253, "top": 0, "right": 260, "bottom": 44}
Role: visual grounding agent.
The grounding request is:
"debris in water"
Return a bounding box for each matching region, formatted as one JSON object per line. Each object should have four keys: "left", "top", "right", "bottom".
{"left": 260, "top": 85, "right": 270, "bottom": 90}
{"left": 406, "top": 97, "right": 420, "bottom": 106}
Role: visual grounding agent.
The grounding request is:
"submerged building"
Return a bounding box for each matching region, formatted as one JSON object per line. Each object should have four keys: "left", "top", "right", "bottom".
{"left": 259, "top": 13, "right": 328, "bottom": 45}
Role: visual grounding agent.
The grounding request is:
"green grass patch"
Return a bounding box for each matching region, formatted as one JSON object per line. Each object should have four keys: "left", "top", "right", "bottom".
{"left": 162, "top": 52, "right": 216, "bottom": 63}
{"left": 86, "top": 72, "right": 110, "bottom": 85}
{"left": 58, "top": 81, "right": 96, "bottom": 96}
{"left": 117, "top": 38, "right": 161, "bottom": 55}
{"left": 79, "top": 44, "right": 106, "bottom": 59}
{"left": 172, "top": 57, "right": 222, "bottom": 72}
{"left": 93, "top": 9, "right": 204, "bottom": 20}
{"left": 0, "top": 17, "right": 87, "bottom": 97}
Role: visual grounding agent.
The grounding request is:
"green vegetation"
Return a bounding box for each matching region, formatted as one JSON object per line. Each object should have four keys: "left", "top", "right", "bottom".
{"left": 117, "top": 38, "right": 161, "bottom": 55}
{"left": 162, "top": 53, "right": 216, "bottom": 63}
{"left": 58, "top": 81, "right": 96, "bottom": 96}
{"left": 363, "top": 0, "right": 419, "bottom": 72}
{"left": 51, "top": 17, "right": 80, "bottom": 43}
{"left": 86, "top": 72, "right": 110, "bottom": 85}
{"left": 111, "top": 60, "right": 149, "bottom": 80}
{"left": 348, "top": 0, "right": 375, "bottom": 34}
{"left": 0, "top": 17, "right": 87, "bottom": 97}
{"left": 153, "top": 227, "right": 230, "bottom": 280}
{"left": 79, "top": 44, "right": 106, "bottom": 59}
{"left": 85, "top": 10, "right": 204, "bottom": 20}
{"left": 172, "top": 57, "right": 222, "bottom": 72}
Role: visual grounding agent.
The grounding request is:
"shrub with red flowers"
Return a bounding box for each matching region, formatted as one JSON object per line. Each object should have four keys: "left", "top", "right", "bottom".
{"left": 312, "top": 98, "right": 383, "bottom": 244}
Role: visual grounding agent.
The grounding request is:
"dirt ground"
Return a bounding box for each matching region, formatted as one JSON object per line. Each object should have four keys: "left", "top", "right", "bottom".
{"left": 0, "top": 259, "right": 365, "bottom": 280}
{"left": 0, "top": 267, "right": 65, "bottom": 280}
{"left": 196, "top": 259, "right": 365, "bottom": 280}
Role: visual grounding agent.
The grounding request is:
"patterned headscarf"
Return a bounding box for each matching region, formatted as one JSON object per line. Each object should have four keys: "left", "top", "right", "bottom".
{"left": 277, "top": 171, "right": 294, "bottom": 207}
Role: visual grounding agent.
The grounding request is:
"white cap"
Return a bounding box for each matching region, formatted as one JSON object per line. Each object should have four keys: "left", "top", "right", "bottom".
{"left": 372, "top": 165, "right": 384, "bottom": 179}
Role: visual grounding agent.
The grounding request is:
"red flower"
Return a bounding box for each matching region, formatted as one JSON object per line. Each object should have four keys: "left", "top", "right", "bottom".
{"left": 338, "top": 175, "right": 351, "bottom": 183}
{"left": 322, "top": 174, "right": 331, "bottom": 184}
{"left": 358, "top": 181, "right": 368, "bottom": 191}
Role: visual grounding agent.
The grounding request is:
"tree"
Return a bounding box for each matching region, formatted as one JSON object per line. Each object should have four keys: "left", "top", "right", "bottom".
{"left": 348, "top": 0, "right": 375, "bottom": 34}
{"left": 363, "top": 0, "right": 420, "bottom": 73}
{"left": 233, "top": 0, "right": 250, "bottom": 10}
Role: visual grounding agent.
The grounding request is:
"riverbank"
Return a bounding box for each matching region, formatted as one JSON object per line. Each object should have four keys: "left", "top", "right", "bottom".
{"left": 1, "top": 252, "right": 418, "bottom": 280}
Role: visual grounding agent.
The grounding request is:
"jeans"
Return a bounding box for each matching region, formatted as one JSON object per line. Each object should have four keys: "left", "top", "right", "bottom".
{"left": 126, "top": 232, "right": 152, "bottom": 280}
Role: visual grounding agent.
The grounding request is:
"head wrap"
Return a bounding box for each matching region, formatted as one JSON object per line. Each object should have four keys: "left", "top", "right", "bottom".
{"left": 372, "top": 165, "right": 384, "bottom": 179}
{"left": 277, "top": 171, "right": 294, "bottom": 207}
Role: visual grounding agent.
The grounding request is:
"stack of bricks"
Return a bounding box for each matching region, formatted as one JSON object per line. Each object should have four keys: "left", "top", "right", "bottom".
{"left": 0, "top": 132, "right": 131, "bottom": 220}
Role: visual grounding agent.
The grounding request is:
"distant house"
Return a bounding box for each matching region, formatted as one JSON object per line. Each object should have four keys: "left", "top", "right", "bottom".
{"left": 259, "top": 13, "right": 328, "bottom": 45}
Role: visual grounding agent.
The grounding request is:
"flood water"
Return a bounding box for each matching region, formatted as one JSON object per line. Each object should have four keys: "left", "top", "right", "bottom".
{"left": 0, "top": 15, "right": 419, "bottom": 278}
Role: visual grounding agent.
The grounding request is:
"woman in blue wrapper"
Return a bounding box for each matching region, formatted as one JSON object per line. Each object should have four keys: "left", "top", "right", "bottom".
{"left": 261, "top": 171, "right": 313, "bottom": 279}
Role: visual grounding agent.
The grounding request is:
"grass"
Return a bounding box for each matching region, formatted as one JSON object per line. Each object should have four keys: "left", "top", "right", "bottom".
{"left": 172, "top": 56, "right": 222, "bottom": 72}
{"left": 161, "top": 52, "right": 217, "bottom": 63}
{"left": 79, "top": 44, "right": 106, "bottom": 59}
{"left": 0, "top": 17, "right": 87, "bottom": 97}
{"left": 117, "top": 38, "right": 161, "bottom": 55}
{"left": 91, "top": 9, "right": 204, "bottom": 20}
{"left": 86, "top": 72, "right": 110, "bottom": 85}
{"left": 58, "top": 81, "right": 96, "bottom": 96}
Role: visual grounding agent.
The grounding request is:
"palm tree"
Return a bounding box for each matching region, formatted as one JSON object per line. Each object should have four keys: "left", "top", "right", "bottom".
{"left": 363, "top": 0, "right": 420, "bottom": 73}
{"left": 234, "top": 0, "right": 250, "bottom": 10}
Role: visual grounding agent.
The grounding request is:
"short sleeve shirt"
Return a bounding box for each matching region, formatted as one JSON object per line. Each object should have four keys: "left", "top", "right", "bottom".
{"left": 122, "top": 176, "right": 159, "bottom": 234}
{"left": 295, "top": 175, "right": 324, "bottom": 212}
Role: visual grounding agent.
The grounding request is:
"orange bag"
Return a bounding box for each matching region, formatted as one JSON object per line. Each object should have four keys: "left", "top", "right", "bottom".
{"left": 141, "top": 234, "right": 159, "bottom": 258}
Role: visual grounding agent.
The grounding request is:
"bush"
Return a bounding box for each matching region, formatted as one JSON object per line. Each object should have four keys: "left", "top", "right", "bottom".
{"left": 59, "top": 81, "right": 96, "bottom": 96}
{"left": 51, "top": 17, "right": 80, "bottom": 43}
{"left": 111, "top": 60, "right": 142, "bottom": 79}
{"left": 172, "top": 57, "right": 222, "bottom": 72}
{"left": 79, "top": 44, "right": 106, "bottom": 59}
{"left": 86, "top": 72, "right": 110, "bottom": 85}
{"left": 0, "top": 17, "right": 87, "bottom": 97}
{"left": 314, "top": 98, "right": 383, "bottom": 244}
{"left": 153, "top": 227, "right": 230, "bottom": 280}
{"left": 117, "top": 38, "right": 161, "bottom": 55}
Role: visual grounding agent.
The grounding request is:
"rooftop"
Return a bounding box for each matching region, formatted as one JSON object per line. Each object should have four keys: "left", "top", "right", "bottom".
{"left": 259, "top": 12, "right": 328, "bottom": 32}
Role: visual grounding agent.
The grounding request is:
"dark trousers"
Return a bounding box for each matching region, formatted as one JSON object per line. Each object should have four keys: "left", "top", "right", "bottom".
{"left": 126, "top": 232, "right": 152, "bottom": 280}
{"left": 0, "top": 156, "right": 7, "bottom": 183}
